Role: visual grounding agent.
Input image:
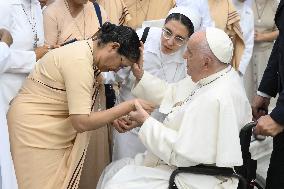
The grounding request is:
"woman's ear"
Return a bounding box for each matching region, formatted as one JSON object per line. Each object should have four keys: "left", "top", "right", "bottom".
{"left": 111, "top": 42, "right": 120, "bottom": 50}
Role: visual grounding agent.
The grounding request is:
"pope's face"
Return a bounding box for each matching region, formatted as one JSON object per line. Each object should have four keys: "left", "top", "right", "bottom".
{"left": 160, "top": 20, "right": 189, "bottom": 55}
{"left": 183, "top": 32, "right": 205, "bottom": 82}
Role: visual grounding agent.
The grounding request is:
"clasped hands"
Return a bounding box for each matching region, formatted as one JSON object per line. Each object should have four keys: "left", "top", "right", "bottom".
{"left": 252, "top": 95, "right": 284, "bottom": 137}
{"left": 113, "top": 99, "right": 155, "bottom": 133}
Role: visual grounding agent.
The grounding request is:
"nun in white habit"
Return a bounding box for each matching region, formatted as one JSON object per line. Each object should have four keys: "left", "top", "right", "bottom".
{"left": 0, "top": 0, "right": 46, "bottom": 113}
{"left": 0, "top": 29, "right": 18, "bottom": 189}
{"left": 111, "top": 6, "right": 202, "bottom": 161}
{"left": 97, "top": 28, "right": 252, "bottom": 189}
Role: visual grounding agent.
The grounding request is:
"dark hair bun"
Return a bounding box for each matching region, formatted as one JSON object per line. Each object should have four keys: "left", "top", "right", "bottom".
{"left": 101, "top": 22, "right": 116, "bottom": 33}
{"left": 96, "top": 22, "right": 141, "bottom": 62}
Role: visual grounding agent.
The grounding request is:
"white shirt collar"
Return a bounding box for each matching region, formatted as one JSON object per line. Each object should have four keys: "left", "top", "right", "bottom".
{"left": 197, "top": 66, "right": 232, "bottom": 86}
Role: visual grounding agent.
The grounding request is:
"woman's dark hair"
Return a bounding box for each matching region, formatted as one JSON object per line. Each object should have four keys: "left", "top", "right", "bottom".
{"left": 165, "top": 13, "right": 194, "bottom": 37}
{"left": 96, "top": 22, "right": 141, "bottom": 62}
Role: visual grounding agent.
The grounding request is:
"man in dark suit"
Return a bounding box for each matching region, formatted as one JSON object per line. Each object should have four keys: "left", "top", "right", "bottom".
{"left": 252, "top": 1, "right": 284, "bottom": 188}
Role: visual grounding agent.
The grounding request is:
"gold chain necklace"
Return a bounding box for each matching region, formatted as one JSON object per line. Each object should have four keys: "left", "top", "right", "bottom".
{"left": 64, "top": 0, "right": 86, "bottom": 40}
{"left": 254, "top": 0, "right": 268, "bottom": 23}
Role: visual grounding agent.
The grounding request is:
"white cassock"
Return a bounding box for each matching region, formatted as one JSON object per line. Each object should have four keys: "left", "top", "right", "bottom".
{"left": 0, "top": 0, "right": 44, "bottom": 113}
{"left": 233, "top": 0, "right": 254, "bottom": 75}
{"left": 112, "top": 27, "right": 188, "bottom": 161}
{"left": 97, "top": 66, "right": 252, "bottom": 189}
{"left": 0, "top": 42, "right": 18, "bottom": 189}
{"left": 175, "top": 0, "right": 213, "bottom": 28}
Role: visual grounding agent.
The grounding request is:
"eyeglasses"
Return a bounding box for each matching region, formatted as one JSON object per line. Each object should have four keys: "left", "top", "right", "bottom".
{"left": 162, "top": 28, "right": 187, "bottom": 46}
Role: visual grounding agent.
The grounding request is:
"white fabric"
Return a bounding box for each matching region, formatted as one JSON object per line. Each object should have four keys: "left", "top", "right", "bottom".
{"left": 98, "top": 66, "right": 252, "bottom": 189}
{"left": 206, "top": 27, "right": 234, "bottom": 64}
{"left": 0, "top": 0, "right": 44, "bottom": 113}
{"left": 168, "top": 6, "right": 201, "bottom": 31}
{"left": 250, "top": 137, "right": 273, "bottom": 160}
{"left": 0, "top": 43, "right": 18, "bottom": 189}
{"left": 234, "top": 1, "right": 254, "bottom": 75}
{"left": 0, "top": 42, "right": 10, "bottom": 73}
{"left": 111, "top": 27, "right": 188, "bottom": 161}
{"left": 142, "top": 19, "right": 165, "bottom": 28}
{"left": 175, "top": 0, "right": 214, "bottom": 29}
{"left": 257, "top": 91, "right": 272, "bottom": 98}
{"left": 0, "top": 1, "right": 44, "bottom": 189}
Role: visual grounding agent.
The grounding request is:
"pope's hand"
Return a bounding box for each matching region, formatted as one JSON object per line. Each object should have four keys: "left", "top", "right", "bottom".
{"left": 129, "top": 100, "right": 150, "bottom": 125}
{"left": 254, "top": 115, "right": 284, "bottom": 137}
{"left": 131, "top": 42, "right": 144, "bottom": 81}
{"left": 112, "top": 116, "right": 141, "bottom": 133}
{"left": 252, "top": 95, "right": 270, "bottom": 121}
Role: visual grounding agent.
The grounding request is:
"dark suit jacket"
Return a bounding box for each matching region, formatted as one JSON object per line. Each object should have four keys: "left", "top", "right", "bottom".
{"left": 258, "top": 0, "right": 284, "bottom": 124}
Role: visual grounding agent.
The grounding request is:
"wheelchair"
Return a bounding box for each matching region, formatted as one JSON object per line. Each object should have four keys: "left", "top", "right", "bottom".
{"left": 168, "top": 122, "right": 267, "bottom": 189}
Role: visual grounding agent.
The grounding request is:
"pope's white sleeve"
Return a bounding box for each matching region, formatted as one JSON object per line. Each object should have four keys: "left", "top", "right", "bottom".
{"left": 132, "top": 71, "right": 193, "bottom": 107}
{"left": 138, "top": 95, "right": 244, "bottom": 167}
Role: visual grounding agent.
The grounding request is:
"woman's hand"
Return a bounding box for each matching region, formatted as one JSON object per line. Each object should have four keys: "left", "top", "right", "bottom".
{"left": 34, "top": 45, "right": 50, "bottom": 61}
{"left": 129, "top": 100, "right": 150, "bottom": 125}
{"left": 131, "top": 42, "right": 144, "bottom": 81}
{"left": 254, "top": 32, "right": 266, "bottom": 42}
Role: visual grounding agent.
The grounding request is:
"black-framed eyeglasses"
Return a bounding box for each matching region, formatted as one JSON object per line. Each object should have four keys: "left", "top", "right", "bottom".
{"left": 162, "top": 27, "right": 187, "bottom": 46}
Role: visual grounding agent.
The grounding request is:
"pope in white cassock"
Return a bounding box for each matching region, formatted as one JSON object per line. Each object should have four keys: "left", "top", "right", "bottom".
{"left": 97, "top": 27, "right": 252, "bottom": 189}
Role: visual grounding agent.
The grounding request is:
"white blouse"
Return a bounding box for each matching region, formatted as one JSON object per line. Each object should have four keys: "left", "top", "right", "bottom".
{"left": 0, "top": 0, "right": 44, "bottom": 111}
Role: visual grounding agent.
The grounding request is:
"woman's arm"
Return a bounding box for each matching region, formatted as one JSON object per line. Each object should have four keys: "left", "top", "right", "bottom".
{"left": 70, "top": 99, "right": 154, "bottom": 132}
{"left": 255, "top": 30, "right": 279, "bottom": 42}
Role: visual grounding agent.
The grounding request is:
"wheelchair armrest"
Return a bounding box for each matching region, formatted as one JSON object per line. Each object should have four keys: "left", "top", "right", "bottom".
{"left": 168, "top": 165, "right": 247, "bottom": 189}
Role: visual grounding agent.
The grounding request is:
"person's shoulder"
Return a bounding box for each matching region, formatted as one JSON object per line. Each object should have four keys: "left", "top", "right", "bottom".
{"left": 44, "top": 0, "right": 63, "bottom": 16}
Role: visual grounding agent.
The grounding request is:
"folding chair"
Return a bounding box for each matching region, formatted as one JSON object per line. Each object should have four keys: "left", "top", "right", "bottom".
{"left": 168, "top": 122, "right": 265, "bottom": 189}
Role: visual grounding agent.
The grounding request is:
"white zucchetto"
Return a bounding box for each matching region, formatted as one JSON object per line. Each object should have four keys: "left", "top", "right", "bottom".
{"left": 168, "top": 6, "right": 201, "bottom": 31}
{"left": 205, "top": 27, "right": 233, "bottom": 64}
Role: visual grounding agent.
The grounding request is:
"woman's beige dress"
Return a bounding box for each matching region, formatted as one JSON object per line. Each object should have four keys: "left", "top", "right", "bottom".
{"left": 44, "top": 1, "right": 110, "bottom": 187}
{"left": 244, "top": 0, "right": 278, "bottom": 107}
{"left": 123, "top": 0, "right": 176, "bottom": 29}
{"left": 97, "top": 0, "right": 131, "bottom": 25}
{"left": 8, "top": 40, "right": 101, "bottom": 189}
